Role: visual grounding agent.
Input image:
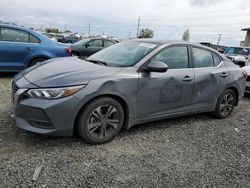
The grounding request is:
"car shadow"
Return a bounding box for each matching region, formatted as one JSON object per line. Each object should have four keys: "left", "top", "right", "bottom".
{"left": 8, "top": 112, "right": 213, "bottom": 148}
{"left": 244, "top": 93, "right": 250, "bottom": 98}
{"left": 0, "top": 72, "right": 18, "bottom": 78}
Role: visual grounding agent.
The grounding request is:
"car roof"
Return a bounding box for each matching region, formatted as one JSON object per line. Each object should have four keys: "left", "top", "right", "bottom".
{"left": 130, "top": 39, "right": 219, "bottom": 53}
{"left": 226, "top": 46, "right": 250, "bottom": 49}
{"left": 0, "top": 24, "right": 32, "bottom": 32}
{"left": 89, "top": 38, "right": 117, "bottom": 41}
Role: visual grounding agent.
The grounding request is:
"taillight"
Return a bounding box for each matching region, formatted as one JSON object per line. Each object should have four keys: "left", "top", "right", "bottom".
{"left": 242, "top": 70, "right": 248, "bottom": 79}
{"left": 65, "top": 47, "right": 72, "bottom": 54}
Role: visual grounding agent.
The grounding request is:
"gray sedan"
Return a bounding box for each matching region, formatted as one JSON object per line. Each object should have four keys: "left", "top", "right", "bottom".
{"left": 12, "top": 40, "right": 246, "bottom": 144}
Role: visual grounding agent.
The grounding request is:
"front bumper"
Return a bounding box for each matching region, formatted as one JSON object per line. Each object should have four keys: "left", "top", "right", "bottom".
{"left": 13, "top": 90, "right": 81, "bottom": 136}
{"left": 245, "top": 80, "right": 250, "bottom": 93}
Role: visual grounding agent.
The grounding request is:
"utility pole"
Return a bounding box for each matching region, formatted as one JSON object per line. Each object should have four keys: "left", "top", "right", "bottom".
{"left": 88, "top": 21, "right": 91, "bottom": 36}
{"left": 64, "top": 24, "right": 66, "bottom": 32}
{"left": 136, "top": 17, "right": 140, "bottom": 38}
{"left": 128, "top": 32, "right": 131, "bottom": 39}
{"left": 217, "top": 34, "right": 222, "bottom": 47}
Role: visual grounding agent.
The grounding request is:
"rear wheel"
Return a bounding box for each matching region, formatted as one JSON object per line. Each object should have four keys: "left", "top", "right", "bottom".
{"left": 213, "top": 89, "right": 236, "bottom": 119}
{"left": 77, "top": 97, "right": 124, "bottom": 144}
{"left": 29, "top": 58, "right": 48, "bottom": 66}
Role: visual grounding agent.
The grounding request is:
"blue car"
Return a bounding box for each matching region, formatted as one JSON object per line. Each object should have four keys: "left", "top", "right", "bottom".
{"left": 0, "top": 24, "right": 72, "bottom": 72}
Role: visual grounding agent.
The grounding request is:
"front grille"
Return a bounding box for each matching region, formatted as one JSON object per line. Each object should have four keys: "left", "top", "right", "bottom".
{"left": 246, "top": 86, "right": 250, "bottom": 92}
{"left": 247, "top": 76, "right": 250, "bottom": 82}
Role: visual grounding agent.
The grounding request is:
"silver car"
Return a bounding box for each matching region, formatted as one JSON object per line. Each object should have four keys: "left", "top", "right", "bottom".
{"left": 12, "top": 40, "right": 246, "bottom": 144}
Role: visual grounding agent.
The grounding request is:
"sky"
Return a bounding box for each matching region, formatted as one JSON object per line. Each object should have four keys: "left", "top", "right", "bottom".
{"left": 1, "top": 0, "right": 250, "bottom": 46}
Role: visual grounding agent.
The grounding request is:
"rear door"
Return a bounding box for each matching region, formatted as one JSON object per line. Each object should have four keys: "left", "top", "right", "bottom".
{"left": 0, "top": 27, "right": 39, "bottom": 71}
{"left": 191, "top": 46, "right": 228, "bottom": 108}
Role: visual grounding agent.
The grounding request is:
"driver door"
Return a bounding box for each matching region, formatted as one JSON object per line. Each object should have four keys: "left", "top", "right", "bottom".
{"left": 136, "top": 45, "right": 195, "bottom": 119}
{"left": 84, "top": 39, "right": 104, "bottom": 56}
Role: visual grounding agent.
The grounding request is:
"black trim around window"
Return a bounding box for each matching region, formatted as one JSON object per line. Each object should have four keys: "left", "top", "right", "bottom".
{"left": 138, "top": 44, "right": 192, "bottom": 72}
{"left": 0, "top": 27, "right": 40, "bottom": 44}
{"left": 190, "top": 45, "right": 223, "bottom": 68}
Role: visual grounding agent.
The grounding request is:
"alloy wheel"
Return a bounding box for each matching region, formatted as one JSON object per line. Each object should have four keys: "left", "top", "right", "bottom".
{"left": 219, "top": 93, "right": 234, "bottom": 117}
{"left": 87, "top": 105, "right": 119, "bottom": 139}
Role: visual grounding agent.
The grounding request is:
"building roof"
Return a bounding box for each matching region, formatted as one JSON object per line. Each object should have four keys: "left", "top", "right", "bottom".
{"left": 242, "top": 28, "right": 250, "bottom": 31}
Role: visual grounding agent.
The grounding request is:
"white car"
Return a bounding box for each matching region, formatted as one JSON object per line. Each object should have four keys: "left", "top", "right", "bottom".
{"left": 242, "top": 65, "right": 250, "bottom": 93}
{"left": 224, "top": 47, "right": 250, "bottom": 67}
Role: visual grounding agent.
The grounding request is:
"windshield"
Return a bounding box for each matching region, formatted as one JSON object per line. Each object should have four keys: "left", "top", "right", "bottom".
{"left": 87, "top": 41, "right": 157, "bottom": 67}
{"left": 74, "top": 39, "right": 90, "bottom": 45}
{"left": 225, "top": 47, "right": 250, "bottom": 56}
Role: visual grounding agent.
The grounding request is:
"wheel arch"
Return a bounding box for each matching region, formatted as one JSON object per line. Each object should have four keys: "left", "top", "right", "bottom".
{"left": 72, "top": 50, "right": 80, "bottom": 56}
{"left": 73, "top": 94, "right": 131, "bottom": 136}
{"left": 226, "top": 86, "right": 239, "bottom": 106}
{"left": 28, "top": 55, "right": 51, "bottom": 67}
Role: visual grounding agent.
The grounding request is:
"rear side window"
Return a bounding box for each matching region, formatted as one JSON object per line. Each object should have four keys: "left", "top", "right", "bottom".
{"left": 104, "top": 40, "right": 115, "bottom": 47}
{"left": 193, "top": 48, "right": 214, "bottom": 68}
{"left": 0, "top": 28, "right": 29, "bottom": 42}
{"left": 88, "top": 40, "right": 103, "bottom": 47}
{"left": 213, "top": 54, "right": 222, "bottom": 66}
{"left": 151, "top": 46, "right": 189, "bottom": 69}
{"left": 29, "top": 34, "right": 40, "bottom": 43}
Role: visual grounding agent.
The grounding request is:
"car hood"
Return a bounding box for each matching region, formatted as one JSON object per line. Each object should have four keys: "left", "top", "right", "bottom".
{"left": 226, "top": 54, "right": 247, "bottom": 61}
{"left": 21, "top": 57, "right": 122, "bottom": 88}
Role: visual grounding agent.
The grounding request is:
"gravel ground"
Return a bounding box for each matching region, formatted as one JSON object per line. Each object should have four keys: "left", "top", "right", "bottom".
{"left": 0, "top": 74, "right": 250, "bottom": 188}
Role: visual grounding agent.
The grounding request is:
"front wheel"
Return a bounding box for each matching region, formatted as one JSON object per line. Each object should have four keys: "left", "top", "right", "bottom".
{"left": 77, "top": 97, "right": 124, "bottom": 144}
{"left": 213, "top": 89, "right": 236, "bottom": 119}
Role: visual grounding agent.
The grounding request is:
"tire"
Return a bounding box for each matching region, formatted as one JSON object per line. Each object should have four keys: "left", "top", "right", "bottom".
{"left": 213, "top": 89, "right": 236, "bottom": 119}
{"left": 77, "top": 97, "right": 124, "bottom": 144}
{"left": 29, "top": 58, "right": 48, "bottom": 67}
{"left": 72, "top": 51, "right": 80, "bottom": 57}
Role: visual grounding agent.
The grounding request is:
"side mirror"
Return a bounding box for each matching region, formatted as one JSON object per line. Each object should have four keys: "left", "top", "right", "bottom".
{"left": 85, "top": 44, "right": 90, "bottom": 48}
{"left": 145, "top": 61, "right": 168, "bottom": 73}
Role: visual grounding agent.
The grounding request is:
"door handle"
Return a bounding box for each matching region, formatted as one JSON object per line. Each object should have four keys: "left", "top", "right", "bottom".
{"left": 220, "top": 72, "right": 229, "bottom": 78}
{"left": 182, "top": 76, "right": 193, "bottom": 82}
{"left": 26, "top": 47, "right": 33, "bottom": 51}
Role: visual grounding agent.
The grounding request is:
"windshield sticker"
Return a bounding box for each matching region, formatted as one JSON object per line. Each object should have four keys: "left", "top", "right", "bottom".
{"left": 139, "top": 43, "right": 156, "bottom": 48}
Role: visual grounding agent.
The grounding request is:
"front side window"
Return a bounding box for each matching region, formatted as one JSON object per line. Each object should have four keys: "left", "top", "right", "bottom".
{"left": 193, "top": 48, "right": 214, "bottom": 68}
{"left": 88, "top": 40, "right": 103, "bottom": 47}
{"left": 0, "top": 28, "right": 29, "bottom": 42}
{"left": 151, "top": 46, "right": 189, "bottom": 69}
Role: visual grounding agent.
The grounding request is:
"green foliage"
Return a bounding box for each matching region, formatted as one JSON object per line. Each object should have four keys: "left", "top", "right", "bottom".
{"left": 45, "top": 28, "right": 61, "bottom": 33}
{"left": 182, "top": 29, "right": 190, "bottom": 41}
{"left": 139, "top": 28, "right": 154, "bottom": 38}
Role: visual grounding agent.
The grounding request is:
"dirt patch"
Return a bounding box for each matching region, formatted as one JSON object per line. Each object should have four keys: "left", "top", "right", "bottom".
{"left": 0, "top": 76, "right": 250, "bottom": 187}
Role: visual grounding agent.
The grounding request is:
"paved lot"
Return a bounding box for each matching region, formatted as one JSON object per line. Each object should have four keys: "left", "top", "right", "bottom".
{"left": 0, "top": 74, "right": 250, "bottom": 188}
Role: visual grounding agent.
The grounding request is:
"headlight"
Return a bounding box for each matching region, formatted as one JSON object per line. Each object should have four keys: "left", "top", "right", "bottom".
{"left": 26, "top": 85, "right": 85, "bottom": 99}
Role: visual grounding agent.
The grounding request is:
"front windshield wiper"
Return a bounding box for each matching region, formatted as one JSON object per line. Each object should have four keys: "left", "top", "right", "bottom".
{"left": 87, "top": 59, "right": 107, "bottom": 66}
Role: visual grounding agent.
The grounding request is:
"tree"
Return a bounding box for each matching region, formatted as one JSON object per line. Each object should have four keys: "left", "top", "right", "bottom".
{"left": 45, "top": 28, "right": 61, "bottom": 33}
{"left": 139, "top": 28, "right": 154, "bottom": 38}
{"left": 182, "top": 29, "right": 190, "bottom": 41}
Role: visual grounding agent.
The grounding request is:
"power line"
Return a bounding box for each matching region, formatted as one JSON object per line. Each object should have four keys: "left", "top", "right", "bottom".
{"left": 87, "top": 8, "right": 250, "bottom": 20}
